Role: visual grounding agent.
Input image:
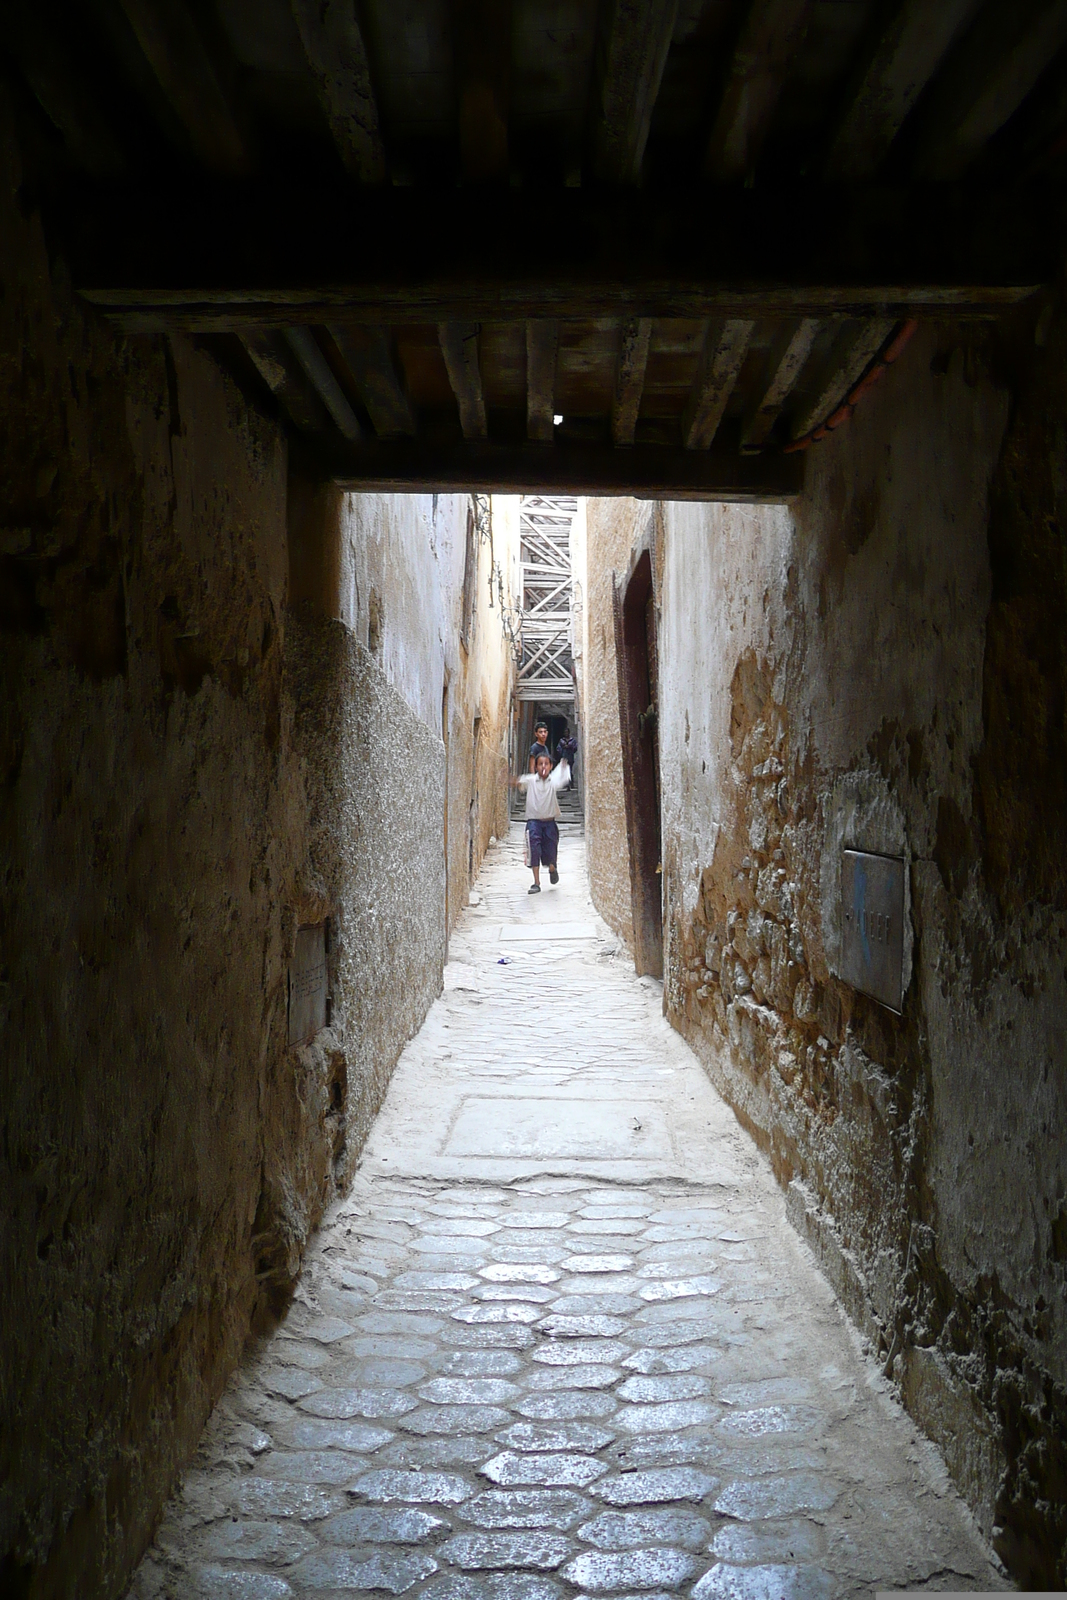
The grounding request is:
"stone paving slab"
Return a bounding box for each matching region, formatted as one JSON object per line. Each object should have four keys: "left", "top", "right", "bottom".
{"left": 130, "top": 828, "right": 1007, "bottom": 1600}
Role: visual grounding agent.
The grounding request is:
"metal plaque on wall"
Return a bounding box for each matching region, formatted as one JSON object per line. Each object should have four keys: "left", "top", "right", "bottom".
{"left": 841, "top": 850, "right": 905, "bottom": 1013}
{"left": 288, "top": 922, "right": 328, "bottom": 1046}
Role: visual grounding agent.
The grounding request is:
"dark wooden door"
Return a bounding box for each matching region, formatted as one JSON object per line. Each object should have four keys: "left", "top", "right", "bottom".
{"left": 614, "top": 550, "right": 663, "bottom": 977}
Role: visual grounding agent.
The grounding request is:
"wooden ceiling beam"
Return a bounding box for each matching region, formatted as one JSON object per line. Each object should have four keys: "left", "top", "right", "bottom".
{"left": 328, "top": 326, "right": 415, "bottom": 438}
{"left": 5, "top": 0, "right": 127, "bottom": 175}
{"left": 438, "top": 321, "right": 487, "bottom": 439}
{"left": 67, "top": 186, "right": 1054, "bottom": 325}
{"left": 705, "top": 0, "right": 812, "bottom": 182}
{"left": 116, "top": 0, "right": 247, "bottom": 174}
{"left": 683, "top": 320, "right": 755, "bottom": 450}
{"left": 285, "top": 327, "right": 363, "bottom": 441}
{"left": 526, "top": 321, "right": 559, "bottom": 443}
{"left": 741, "top": 316, "right": 819, "bottom": 452}
{"left": 589, "top": 0, "right": 679, "bottom": 184}
{"left": 913, "top": 0, "right": 1067, "bottom": 179}
{"left": 239, "top": 331, "right": 329, "bottom": 435}
{"left": 453, "top": 0, "right": 512, "bottom": 182}
{"left": 824, "top": 0, "right": 977, "bottom": 179}
{"left": 789, "top": 318, "right": 895, "bottom": 439}
{"left": 611, "top": 318, "right": 652, "bottom": 447}
{"left": 320, "top": 435, "right": 805, "bottom": 501}
{"left": 290, "top": 0, "right": 386, "bottom": 184}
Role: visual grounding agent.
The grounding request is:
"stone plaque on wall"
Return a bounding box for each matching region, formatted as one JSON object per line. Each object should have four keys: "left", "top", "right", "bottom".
{"left": 288, "top": 922, "right": 328, "bottom": 1046}
{"left": 841, "top": 850, "right": 904, "bottom": 1013}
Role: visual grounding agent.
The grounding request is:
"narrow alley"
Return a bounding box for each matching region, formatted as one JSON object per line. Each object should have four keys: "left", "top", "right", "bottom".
{"left": 130, "top": 828, "right": 1002, "bottom": 1600}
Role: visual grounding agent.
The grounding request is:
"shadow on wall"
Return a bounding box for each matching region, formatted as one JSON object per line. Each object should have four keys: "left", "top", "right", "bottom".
{"left": 0, "top": 111, "right": 456, "bottom": 1597}
{"left": 582, "top": 310, "right": 1067, "bottom": 1587}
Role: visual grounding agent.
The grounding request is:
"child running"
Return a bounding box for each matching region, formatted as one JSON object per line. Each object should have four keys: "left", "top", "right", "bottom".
{"left": 510, "top": 749, "right": 568, "bottom": 893}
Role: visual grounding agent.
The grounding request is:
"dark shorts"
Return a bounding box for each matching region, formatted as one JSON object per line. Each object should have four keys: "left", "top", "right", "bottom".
{"left": 526, "top": 819, "right": 559, "bottom": 870}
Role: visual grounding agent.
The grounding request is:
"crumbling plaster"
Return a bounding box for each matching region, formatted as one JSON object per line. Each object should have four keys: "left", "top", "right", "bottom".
{"left": 650, "top": 318, "right": 1067, "bottom": 1583}
{"left": 0, "top": 90, "right": 510, "bottom": 1597}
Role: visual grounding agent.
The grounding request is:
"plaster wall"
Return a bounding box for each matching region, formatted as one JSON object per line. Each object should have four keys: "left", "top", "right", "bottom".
{"left": 0, "top": 92, "right": 505, "bottom": 1597}
{"left": 336, "top": 488, "right": 517, "bottom": 933}
{"left": 579, "top": 496, "right": 645, "bottom": 950}
{"left": 335, "top": 488, "right": 517, "bottom": 933}
{"left": 650, "top": 318, "right": 1067, "bottom": 1584}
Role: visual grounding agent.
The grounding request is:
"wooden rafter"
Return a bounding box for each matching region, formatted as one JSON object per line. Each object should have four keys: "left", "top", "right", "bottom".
{"left": 790, "top": 319, "right": 895, "bottom": 440}
{"left": 824, "top": 0, "right": 976, "bottom": 180}
{"left": 71, "top": 187, "right": 1052, "bottom": 330}
{"left": 291, "top": 0, "right": 387, "bottom": 184}
{"left": 589, "top": 0, "right": 679, "bottom": 184}
{"left": 438, "top": 321, "right": 487, "bottom": 439}
{"left": 705, "top": 0, "right": 812, "bottom": 182}
{"left": 116, "top": 0, "right": 247, "bottom": 174}
{"left": 683, "top": 320, "right": 754, "bottom": 450}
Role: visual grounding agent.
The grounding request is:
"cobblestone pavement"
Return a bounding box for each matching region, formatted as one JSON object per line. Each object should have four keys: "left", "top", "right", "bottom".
{"left": 131, "top": 827, "right": 1005, "bottom": 1600}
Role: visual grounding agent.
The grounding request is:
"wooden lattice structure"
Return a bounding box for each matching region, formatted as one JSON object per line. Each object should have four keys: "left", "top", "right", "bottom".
{"left": 516, "top": 496, "right": 577, "bottom": 705}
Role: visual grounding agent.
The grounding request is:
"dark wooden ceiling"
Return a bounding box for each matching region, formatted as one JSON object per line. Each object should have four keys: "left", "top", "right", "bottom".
{"left": 5, "top": 0, "right": 1065, "bottom": 497}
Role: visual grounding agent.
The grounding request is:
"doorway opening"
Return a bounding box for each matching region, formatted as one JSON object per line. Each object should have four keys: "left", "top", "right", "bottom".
{"left": 614, "top": 545, "right": 662, "bottom": 978}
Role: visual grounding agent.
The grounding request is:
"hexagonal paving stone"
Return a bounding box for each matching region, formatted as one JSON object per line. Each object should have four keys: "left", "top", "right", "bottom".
{"left": 538, "top": 1315, "right": 626, "bottom": 1339}
{"left": 273, "top": 1416, "right": 395, "bottom": 1453}
{"left": 419, "top": 1377, "right": 521, "bottom": 1405}
{"left": 591, "top": 1467, "right": 718, "bottom": 1505}
{"left": 495, "top": 1419, "right": 616, "bottom": 1453}
{"left": 481, "top": 1452, "right": 609, "bottom": 1488}
{"left": 349, "top": 1469, "right": 473, "bottom": 1503}
{"left": 714, "top": 1475, "right": 839, "bottom": 1519}
{"left": 420, "top": 1218, "right": 500, "bottom": 1236}
{"left": 560, "top": 1548, "right": 700, "bottom": 1591}
{"left": 190, "top": 1517, "right": 318, "bottom": 1565}
{"left": 616, "top": 1374, "right": 711, "bottom": 1403}
{"left": 516, "top": 1390, "right": 617, "bottom": 1421}
{"left": 532, "top": 1340, "right": 629, "bottom": 1366}
{"left": 317, "top": 1504, "right": 448, "bottom": 1543}
{"left": 614, "top": 1399, "right": 717, "bottom": 1433}
{"left": 422, "top": 1575, "right": 562, "bottom": 1600}
{"left": 691, "top": 1563, "right": 836, "bottom": 1600}
{"left": 480, "top": 1263, "right": 561, "bottom": 1284}
{"left": 262, "top": 1451, "right": 374, "bottom": 1484}
{"left": 622, "top": 1344, "right": 722, "bottom": 1375}
{"left": 222, "top": 1479, "right": 342, "bottom": 1520}
{"left": 439, "top": 1530, "right": 571, "bottom": 1569}
{"left": 290, "top": 1547, "right": 438, "bottom": 1593}
{"left": 525, "top": 1363, "right": 622, "bottom": 1391}
{"left": 460, "top": 1489, "right": 592, "bottom": 1531}
{"left": 439, "top": 1350, "right": 524, "bottom": 1377}
{"left": 184, "top": 1568, "right": 294, "bottom": 1598}
{"left": 298, "top": 1387, "right": 417, "bottom": 1419}
{"left": 400, "top": 1403, "right": 512, "bottom": 1435}
{"left": 560, "top": 1256, "right": 635, "bottom": 1274}
{"left": 453, "top": 1303, "right": 543, "bottom": 1325}
{"left": 577, "top": 1506, "right": 710, "bottom": 1551}
{"left": 710, "top": 1519, "right": 826, "bottom": 1563}
{"left": 260, "top": 1368, "right": 325, "bottom": 1402}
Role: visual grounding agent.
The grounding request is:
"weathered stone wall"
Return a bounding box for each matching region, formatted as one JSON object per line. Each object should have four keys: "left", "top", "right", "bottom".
{"left": 338, "top": 490, "right": 515, "bottom": 935}
{"left": 579, "top": 497, "right": 645, "bottom": 950}
{"left": 283, "top": 614, "right": 447, "bottom": 1196}
{"left": 440, "top": 495, "right": 516, "bottom": 934}
{"left": 653, "top": 316, "right": 1067, "bottom": 1585}
{"left": 0, "top": 92, "right": 481, "bottom": 1598}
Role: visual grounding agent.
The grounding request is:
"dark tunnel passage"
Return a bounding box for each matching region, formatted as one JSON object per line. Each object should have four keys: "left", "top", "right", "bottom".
{"left": 2, "top": 2, "right": 1067, "bottom": 1593}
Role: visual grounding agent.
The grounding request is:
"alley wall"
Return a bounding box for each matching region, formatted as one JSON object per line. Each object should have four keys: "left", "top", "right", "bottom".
{"left": 581, "top": 316, "right": 1067, "bottom": 1585}
{"left": 0, "top": 87, "right": 513, "bottom": 1597}
{"left": 580, "top": 497, "right": 642, "bottom": 952}
{"left": 330, "top": 489, "right": 516, "bottom": 939}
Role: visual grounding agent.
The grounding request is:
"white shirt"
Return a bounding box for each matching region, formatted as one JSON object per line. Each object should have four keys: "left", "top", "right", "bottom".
{"left": 518, "top": 773, "right": 562, "bottom": 821}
